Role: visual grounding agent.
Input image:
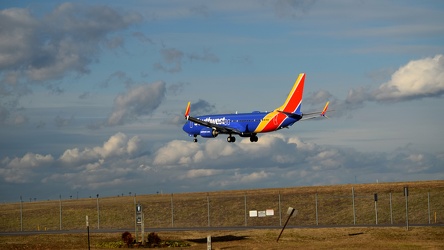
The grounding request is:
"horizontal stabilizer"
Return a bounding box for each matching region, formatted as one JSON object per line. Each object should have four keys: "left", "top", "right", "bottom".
{"left": 301, "top": 101, "right": 330, "bottom": 120}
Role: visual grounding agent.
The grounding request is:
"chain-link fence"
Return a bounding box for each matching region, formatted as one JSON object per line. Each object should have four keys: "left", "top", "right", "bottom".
{"left": 1, "top": 183, "right": 443, "bottom": 232}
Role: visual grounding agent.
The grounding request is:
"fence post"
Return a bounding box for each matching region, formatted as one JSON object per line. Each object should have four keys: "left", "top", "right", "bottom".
{"left": 404, "top": 186, "right": 409, "bottom": 231}
{"left": 171, "top": 194, "right": 174, "bottom": 227}
{"left": 59, "top": 195, "right": 62, "bottom": 230}
{"left": 428, "top": 192, "right": 431, "bottom": 224}
{"left": 86, "top": 215, "right": 90, "bottom": 250}
{"left": 207, "top": 194, "right": 210, "bottom": 227}
{"left": 374, "top": 193, "right": 378, "bottom": 225}
{"left": 20, "top": 196, "right": 23, "bottom": 231}
{"left": 134, "top": 197, "right": 137, "bottom": 241}
{"left": 96, "top": 194, "right": 100, "bottom": 230}
{"left": 315, "top": 193, "right": 318, "bottom": 226}
{"left": 278, "top": 192, "right": 282, "bottom": 226}
{"left": 352, "top": 187, "right": 356, "bottom": 225}
{"left": 244, "top": 194, "right": 247, "bottom": 226}
{"left": 390, "top": 191, "right": 393, "bottom": 224}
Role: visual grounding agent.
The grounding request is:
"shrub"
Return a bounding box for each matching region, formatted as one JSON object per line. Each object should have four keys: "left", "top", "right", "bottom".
{"left": 147, "top": 232, "right": 161, "bottom": 247}
{"left": 122, "top": 231, "right": 134, "bottom": 247}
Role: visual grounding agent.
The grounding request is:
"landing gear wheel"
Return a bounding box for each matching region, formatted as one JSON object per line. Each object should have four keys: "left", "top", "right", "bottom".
{"left": 250, "top": 135, "right": 258, "bottom": 142}
{"left": 227, "top": 136, "right": 236, "bottom": 143}
{"left": 193, "top": 135, "right": 198, "bottom": 143}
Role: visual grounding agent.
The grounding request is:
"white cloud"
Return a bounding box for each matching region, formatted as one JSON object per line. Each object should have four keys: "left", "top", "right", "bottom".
{"left": 127, "top": 136, "right": 142, "bottom": 156}
{"left": 346, "top": 54, "right": 444, "bottom": 105}
{"left": 153, "top": 140, "right": 200, "bottom": 166}
{"left": 239, "top": 170, "right": 270, "bottom": 182}
{"left": 326, "top": 54, "right": 444, "bottom": 120}
{"left": 1, "top": 131, "right": 443, "bottom": 200}
{"left": 59, "top": 132, "right": 142, "bottom": 165}
{"left": 374, "top": 54, "right": 444, "bottom": 101}
{"left": 97, "top": 132, "right": 129, "bottom": 158}
{"left": 0, "top": 3, "right": 141, "bottom": 83}
{"left": 407, "top": 153, "right": 424, "bottom": 163}
{"left": 307, "top": 149, "right": 344, "bottom": 171}
{"left": 154, "top": 133, "right": 313, "bottom": 170}
{"left": 107, "top": 82, "right": 166, "bottom": 126}
{"left": 210, "top": 170, "right": 272, "bottom": 187}
{"left": 203, "top": 140, "right": 237, "bottom": 159}
{"left": 5, "top": 153, "right": 54, "bottom": 169}
{"left": 0, "top": 3, "right": 142, "bottom": 126}
{"left": 0, "top": 153, "right": 54, "bottom": 183}
{"left": 288, "top": 136, "right": 315, "bottom": 151}
{"left": 182, "top": 169, "right": 223, "bottom": 179}
{"left": 0, "top": 8, "right": 36, "bottom": 70}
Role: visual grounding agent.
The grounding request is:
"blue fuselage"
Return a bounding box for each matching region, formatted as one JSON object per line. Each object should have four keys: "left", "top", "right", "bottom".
{"left": 182, "top": 111, "right": 300, "bottom": 138}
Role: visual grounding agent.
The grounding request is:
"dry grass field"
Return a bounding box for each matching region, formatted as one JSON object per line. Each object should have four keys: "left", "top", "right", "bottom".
{"left": 0, "top": 227, "right": 443, "bottom": 249}
{"left": 1, "top": 180, "right": 443, "bottom": 249}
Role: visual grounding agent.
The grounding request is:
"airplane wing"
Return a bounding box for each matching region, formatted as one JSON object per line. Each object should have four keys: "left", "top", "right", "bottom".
{"left": 184, "top": 102, "right": 243, "bottom": 135}
{"left": 186, "top": 116, "right": 243, "bottom": 134}
{"left": 300, "top": 101, "right": 330, "bottom": 121}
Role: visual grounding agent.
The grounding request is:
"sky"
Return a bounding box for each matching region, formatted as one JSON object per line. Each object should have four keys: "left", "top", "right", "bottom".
{"left": 1, "top": 0, "right": 443, "bottom": 202}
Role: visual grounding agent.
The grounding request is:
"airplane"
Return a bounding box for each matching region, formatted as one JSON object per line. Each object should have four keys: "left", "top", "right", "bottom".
{"left": 182, "top": 73, "right": 329, "bottom": 143}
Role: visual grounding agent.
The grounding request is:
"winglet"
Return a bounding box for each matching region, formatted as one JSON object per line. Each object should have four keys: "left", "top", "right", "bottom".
{"left": 321, "top": 101, "right": 329, "bottom": 117}
{"left": 184, "top": 102, "right": 191, "bottom": 119}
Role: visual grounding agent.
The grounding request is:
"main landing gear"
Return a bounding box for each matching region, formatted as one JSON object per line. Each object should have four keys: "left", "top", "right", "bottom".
{"left": 250, "top": 135, "right": 258, "bottom": 142}
{"left": 192, "top": 134, "right": 258, "bottom": 143}
{"left": 227, "top": 134, "right": 257, "bottom": 143}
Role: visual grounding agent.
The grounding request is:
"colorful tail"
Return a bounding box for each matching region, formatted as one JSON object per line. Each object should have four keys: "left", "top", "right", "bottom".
{"left": 276, "top": 73, "right": 305, "bottom": 115}
{"left": 254, "top": 73, "right": 306, "bottom": 133}
{"left": 184, "top": 102, "right": 191, "bottom": 118}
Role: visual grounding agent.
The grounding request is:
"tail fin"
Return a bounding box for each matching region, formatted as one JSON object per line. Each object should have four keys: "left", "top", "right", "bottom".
{"left": 276, "top": 73, "right": 305, "bottom": 115}
{"left": 184, "top": 102, "right": 191, "bottom": 119}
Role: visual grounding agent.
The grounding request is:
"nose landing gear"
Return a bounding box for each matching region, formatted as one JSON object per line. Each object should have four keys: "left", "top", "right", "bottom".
{"left": 227, "top": 135, "right": 236, "bottom": 143}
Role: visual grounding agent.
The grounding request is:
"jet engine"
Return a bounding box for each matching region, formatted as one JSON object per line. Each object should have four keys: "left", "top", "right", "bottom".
{"left": 200, "top": 127, "right": 219, "bottom": 138}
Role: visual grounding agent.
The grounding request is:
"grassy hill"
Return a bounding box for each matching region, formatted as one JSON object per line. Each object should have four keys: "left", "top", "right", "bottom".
{"left": 1, "top": 180, "right": 443, "bottom": 232}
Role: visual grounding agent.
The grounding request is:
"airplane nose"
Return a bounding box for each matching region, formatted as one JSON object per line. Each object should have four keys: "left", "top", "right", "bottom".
{"left": 182, "top": 121, "right": 192, "bottom": 132}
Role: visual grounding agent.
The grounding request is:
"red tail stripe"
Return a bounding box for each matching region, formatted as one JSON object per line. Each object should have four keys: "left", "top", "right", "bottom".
{"left": 282, "top": 74, "right": 305, "bottom": 113}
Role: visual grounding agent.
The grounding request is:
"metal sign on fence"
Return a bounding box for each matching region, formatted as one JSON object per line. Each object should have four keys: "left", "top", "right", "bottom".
{"left": 136, "top": 203, "right": 142, "bottom": 224}
{"left": 249, "top": 209, "right": 274, "bottom": 217}
{"left": 135, "top": 203, "right": 144, "bottom": 244}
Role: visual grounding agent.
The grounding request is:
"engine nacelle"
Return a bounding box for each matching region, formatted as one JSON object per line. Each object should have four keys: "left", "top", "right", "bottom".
{"left": 200, "top": 127, "right": 219, "bottom": 138}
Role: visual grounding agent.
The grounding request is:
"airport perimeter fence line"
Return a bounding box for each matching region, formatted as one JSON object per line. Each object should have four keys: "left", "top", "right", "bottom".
{"left": 1, "top": 183, "right": 443, "bottom": 232}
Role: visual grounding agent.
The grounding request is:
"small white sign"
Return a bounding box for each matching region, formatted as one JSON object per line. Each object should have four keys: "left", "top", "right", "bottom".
{"left": 249, "top": 210, "right": 258, "bottom": 217}
{"left": 258, "top": 211, "right": 266, "bottom": 217}
{"left": 266, "top": 209, "right": 274, "bottom": 216}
